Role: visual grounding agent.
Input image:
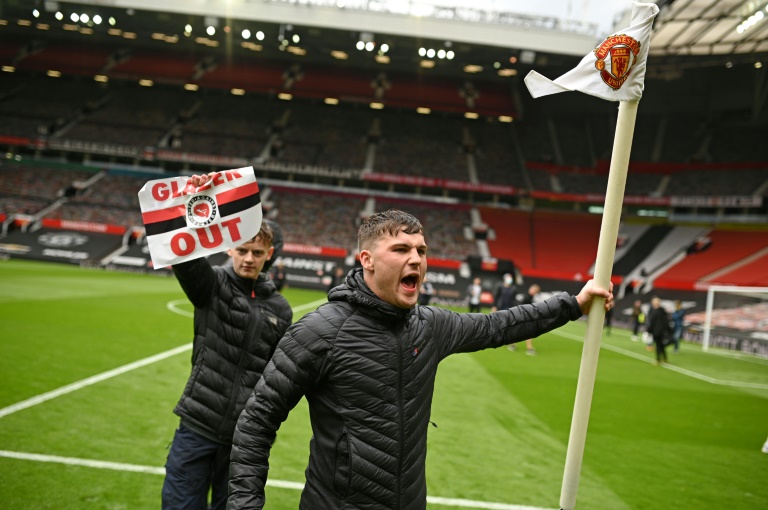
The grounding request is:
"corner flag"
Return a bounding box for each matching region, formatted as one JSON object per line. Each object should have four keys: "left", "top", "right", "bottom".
{"left": 523, "top": 3, "right": 660, "bottom": 509}
{"left": 524, "top": 2, "right": 659, "bottom": 102}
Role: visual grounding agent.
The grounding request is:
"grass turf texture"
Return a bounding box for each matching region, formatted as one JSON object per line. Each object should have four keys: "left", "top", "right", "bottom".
{"left": 1, "top": 258, "right": 767, "bottom": 509}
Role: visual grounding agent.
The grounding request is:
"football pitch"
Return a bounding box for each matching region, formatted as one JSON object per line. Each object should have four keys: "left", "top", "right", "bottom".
{"left": 1, "top": 258, "right": 767, "bottom": 509}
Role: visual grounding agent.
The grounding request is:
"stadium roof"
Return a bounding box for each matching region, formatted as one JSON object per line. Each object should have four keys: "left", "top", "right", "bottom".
{"left": 2, "top": 0, "right": 765, "bottom": 82}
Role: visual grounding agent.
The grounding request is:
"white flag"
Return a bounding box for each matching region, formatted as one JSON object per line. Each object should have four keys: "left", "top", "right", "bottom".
{"left": 525, "top": 2, "right": 659, "bottom": 102}
{"left": 138, "top": 166, "right": 263, "bottom": 269}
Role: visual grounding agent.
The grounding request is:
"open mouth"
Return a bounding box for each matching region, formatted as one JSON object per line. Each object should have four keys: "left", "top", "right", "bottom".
{"left": 401, "top": 274, "right": 419, "bottom": 291}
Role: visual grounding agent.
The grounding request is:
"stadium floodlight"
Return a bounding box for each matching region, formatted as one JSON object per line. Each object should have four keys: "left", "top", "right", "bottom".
{"left": 108, "top": 17, "right": 115, "bottom": 25}
{"left": 70, "top": 13, "right": 78, "bottom": 22}
{"left": 356, "top": 40, "right": 364, "bottom": 50}
{"left": 55, "top": 11, "right": 63, "bottom": 20}
{"left": 256, "top": 30, "right": 264, "bottom": 40}
{"left": 380, "top": 43, "right": 389, "bottom": 53}
{"left": 80, "top": 13, "right": 89, "bottom": 23}
{"left": 365, "top": 41, "right": 374, "bottom": 51}
{"left": 292, "top": 34, "right": 300, "bottom": 43}
{"left": 437, "top": 49, "right": 445, "bottom": 59}
{"left": 446, "top": 50, "right": 454, "bottom": 59}
{"left": 33, "top": 9, "right": 40, "bottom": 17}
{"left": 426, "top": 48, "right": 435, "bottom": 58}
{"left": 242, "top": 29, "right": 250, "bottom": 39}
{"left": 93, "top": 14, "right": 102, "bottom": 24}
{"left": 418, "top": 47, "right": 426, "bottom": 57}
{"left": 206, "top": 26, "right": 215, "bottom": 36}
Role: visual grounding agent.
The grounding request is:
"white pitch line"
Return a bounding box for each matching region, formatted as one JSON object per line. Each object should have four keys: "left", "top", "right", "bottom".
{"left": 1, "top": 297, "right": 328, "bottom": 420}
{"left": 0, "top": 343, "right": 192, "bottom": 419}
{"left": 554, "top": 330, "right": 768, "bottom": 390}
{"left": 0, "top": 450, "right": 554, "bottom": 510}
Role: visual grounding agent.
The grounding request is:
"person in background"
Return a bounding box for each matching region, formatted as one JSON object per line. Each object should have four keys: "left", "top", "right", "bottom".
{"left": 227, "top": 209, "right": 613, "bottom": 510}
{"left": 467, "top": 277, "right": 483, "bottom": 313}
{"left": 161, "top": 174, "right": 293, "bottom": 510}
{"left": 646, "top": 296, "right": 671, "bottom": 365}
{"left": 270, "top": 261, "right": 287, "bottom": 292}
{"left": 630, "top": 299, "right": 645, "bottom": 342}
{"left": 418, "top": 276, "right": 435, "bottom": 306}
{"left": 604, "top": 305, "right": 614, "bottom": 336}
{"left": 492, "top": 273, "right": 519, "bottom": 351}
{"left": 328, "top": 265, "right": 346, "bottom": 293}
{"left": 670, "top": 300, "right": 685, "bottom": 353}
{"left": 519, "top": 283, "right": 542, "bottom": 355}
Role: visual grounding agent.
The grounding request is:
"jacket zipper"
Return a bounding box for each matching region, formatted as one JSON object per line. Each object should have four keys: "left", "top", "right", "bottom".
{"left": 219, "top": 294, "right": 262, "bottom": 438}
{"left": 395, "top": 322, "right": 406, "bottom": 510}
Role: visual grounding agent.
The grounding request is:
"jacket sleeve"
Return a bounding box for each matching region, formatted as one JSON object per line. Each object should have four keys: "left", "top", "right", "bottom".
{"left": 228, "top": 312, "right": 332, "bottom": 509}
{"left": 432, "top": 292, "right": 582, "bottom": 359}
{"left": 172, "top": 257, "right": 217, "bottom": 309}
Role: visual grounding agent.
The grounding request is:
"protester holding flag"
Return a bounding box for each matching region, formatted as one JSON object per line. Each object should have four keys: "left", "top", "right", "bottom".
{"left": 227, "top": 209, "right": 613, "bottom": 510}
{"left": 161, "top": 174, "right": 292, "bottom": 510}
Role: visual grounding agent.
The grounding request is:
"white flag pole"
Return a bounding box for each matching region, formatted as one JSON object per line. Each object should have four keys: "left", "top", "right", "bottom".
{"left": 560, "top": 99, "right": 639, "bottom": 510}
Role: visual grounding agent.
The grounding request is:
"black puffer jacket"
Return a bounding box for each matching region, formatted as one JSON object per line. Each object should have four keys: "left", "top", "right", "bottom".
{"left": 172, "top": 257, "right": 292, "bottom": 444}
{"left": 229, "top": 268, "right": 582, "bottom": 509}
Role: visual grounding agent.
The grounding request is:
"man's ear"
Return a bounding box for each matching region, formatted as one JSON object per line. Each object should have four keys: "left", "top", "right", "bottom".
{"left": 360, "top": 249, "right": 374, "bottom": 271}
{"left": 266, "top": 246, "right": 275, "bottom": 260}
{"left": 227, "top": 248, "right": 234, "bottom": 258}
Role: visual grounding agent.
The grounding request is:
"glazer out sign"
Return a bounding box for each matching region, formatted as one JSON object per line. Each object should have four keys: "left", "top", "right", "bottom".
{"left": 170, "top": 217, "right": 243, "bottom": 257}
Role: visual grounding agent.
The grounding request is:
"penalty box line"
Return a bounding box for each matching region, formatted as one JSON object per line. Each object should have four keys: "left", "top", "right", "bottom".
{"left": 0, "top": 298, "right": 328, "bottom": 420}
{"left": 0, "top": 449, "right": 555, "bottom": 510}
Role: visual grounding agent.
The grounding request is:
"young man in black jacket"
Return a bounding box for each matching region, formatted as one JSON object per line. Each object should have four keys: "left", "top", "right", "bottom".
{"left": 228, "top": 209, "right": 613, "bottom": 510}
{"left": 162, "top": 216, "right": 293, "bottom": 510}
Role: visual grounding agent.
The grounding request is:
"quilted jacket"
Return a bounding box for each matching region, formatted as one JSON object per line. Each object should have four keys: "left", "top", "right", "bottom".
{"left": 172, "top": 257, "right": 292, "bottom": 444}
{"left": 228, "top": 268, "right": 581, "bottom": 508}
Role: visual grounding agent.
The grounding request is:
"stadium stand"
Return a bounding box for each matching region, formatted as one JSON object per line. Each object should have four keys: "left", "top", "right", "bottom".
{"left": 268, "top": 188, "right": 364, "bottom": 253}
{"left": 477, "top": 207, "right": 534, "bottom": 270}
{"left": 377, "top": 199, "right": 477, "bottom": 260}
{"left": 531, "top": 210, "right": 602, "bottom": 276}
{"left": 273, "top": 101, "right": 370, "bottom": 169}
{"left": 374, "top": 109, "right": 469, "bottom": 181}
{"left": 655, "top": 229, "right": 768, "bottom": 287}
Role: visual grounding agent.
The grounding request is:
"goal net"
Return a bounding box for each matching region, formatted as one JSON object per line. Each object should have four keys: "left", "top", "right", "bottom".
{"left": 684, "top": 286, "right": 768, "bottom": 356}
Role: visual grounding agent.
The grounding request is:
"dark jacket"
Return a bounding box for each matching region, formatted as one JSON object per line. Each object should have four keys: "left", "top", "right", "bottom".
{"left": 494, "top": 284, "right": 517, "bottom": 309}
{"left": 647, "top": 306, "right": 671, "bottom": 340}
{"left": 172, "top": 257, "right": 292, "bottom": 444}
{"left": 228, "top": 268, "right": 582, "bottom": 509}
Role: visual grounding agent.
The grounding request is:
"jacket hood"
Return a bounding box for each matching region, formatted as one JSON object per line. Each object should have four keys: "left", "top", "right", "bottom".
{"left": 222, "top": 260, "right": 276, "bottom": 299}
{"left": 329, "top": 267, "right": 413, "bottom": 323}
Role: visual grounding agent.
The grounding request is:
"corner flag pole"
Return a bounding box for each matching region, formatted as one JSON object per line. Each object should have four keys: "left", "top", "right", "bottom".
{"left": 559, "top": 99, "right": 639, "bottom": 510}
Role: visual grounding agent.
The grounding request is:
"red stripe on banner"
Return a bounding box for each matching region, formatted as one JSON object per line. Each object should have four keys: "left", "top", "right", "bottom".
{"left": 142, "top": 205, "right": 186, "bottom": 225}
{"left": 216, "top": 182, "right": 260, "bottom": 206}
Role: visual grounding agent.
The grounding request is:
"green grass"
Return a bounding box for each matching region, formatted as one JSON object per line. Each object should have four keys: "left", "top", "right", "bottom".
{"left": 1, "top": 258, "right": 767, "bottom": 509}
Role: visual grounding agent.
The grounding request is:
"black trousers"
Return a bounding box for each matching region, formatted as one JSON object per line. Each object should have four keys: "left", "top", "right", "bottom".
{"left": 653, "top": 335, "right": 668, "bottom": 362}
{"left": 162, "top": 423, "right": 231, "bottom": 510}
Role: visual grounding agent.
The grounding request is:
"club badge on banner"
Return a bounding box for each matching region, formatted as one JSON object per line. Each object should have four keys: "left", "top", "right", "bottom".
{"left": 138, "top": 167, "right": 262, "bottom": 268}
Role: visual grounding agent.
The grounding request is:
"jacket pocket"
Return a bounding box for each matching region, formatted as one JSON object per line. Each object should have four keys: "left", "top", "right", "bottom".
{"left": 333, "top": 430, "right": 352, "bottom": 497}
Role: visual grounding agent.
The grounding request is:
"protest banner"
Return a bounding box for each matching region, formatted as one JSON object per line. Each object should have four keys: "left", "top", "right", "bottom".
{"left": 138, "top": 167, "right": 262, "bottom": 268}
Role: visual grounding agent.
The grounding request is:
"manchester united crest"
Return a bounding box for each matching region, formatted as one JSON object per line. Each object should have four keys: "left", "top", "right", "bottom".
{"left": 594, "top": 34, "right": 642, "bottom": 90}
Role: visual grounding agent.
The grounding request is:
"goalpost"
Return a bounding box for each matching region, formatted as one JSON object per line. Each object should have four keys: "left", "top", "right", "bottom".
{"left": 702, "top": 285, "right": 768, "bottom": 352}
